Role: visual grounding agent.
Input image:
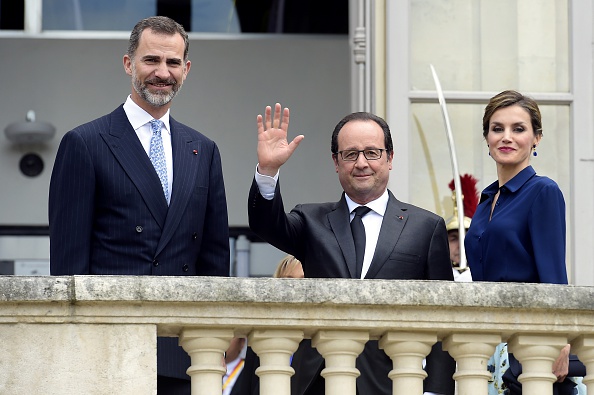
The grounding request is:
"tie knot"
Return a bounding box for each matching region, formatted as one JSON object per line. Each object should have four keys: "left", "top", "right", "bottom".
{"left": 353, "top": 206, "right": 371, "bottom": 218}
{"left": 149, "top": 119, "right": 163, "bottom": 135}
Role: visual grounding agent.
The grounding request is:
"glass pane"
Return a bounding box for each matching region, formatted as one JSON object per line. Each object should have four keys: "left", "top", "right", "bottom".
{"left": 191, "top": 0, "right": 240, "bottom": 33}
{"left": 410, "top": 0, "right": 569, "bottom": 92}
{"left": 409, "top": 102, "right": 570, "bottom": 245}
{"left": 0, "top": 0, "right": 24, "bottom": 30}
{"left": 43, "top": 0, "right": 155, "bottom": 31}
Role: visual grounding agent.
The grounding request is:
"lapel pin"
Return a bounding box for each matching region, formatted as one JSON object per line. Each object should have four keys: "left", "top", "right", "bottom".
{"left": 192, "top": 149, "right": 198, "bottom": 155}
{"left": 398, "top": 216, "right": 404, "bottom": 220}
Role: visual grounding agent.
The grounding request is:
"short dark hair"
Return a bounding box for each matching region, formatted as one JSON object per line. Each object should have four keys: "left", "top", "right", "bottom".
{"left": 482, "top": 90, "right": 543, "bottom": 139}
{"left": 127, "top": 16, "right": 189, "bottom": 61}
{"left": 331, "top": 112, "right": 394, "bottom": 156}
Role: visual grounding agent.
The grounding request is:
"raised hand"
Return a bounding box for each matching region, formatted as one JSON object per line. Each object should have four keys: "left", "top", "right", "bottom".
{"left": 256, "top": 103, "right": 304, "bottom": 176}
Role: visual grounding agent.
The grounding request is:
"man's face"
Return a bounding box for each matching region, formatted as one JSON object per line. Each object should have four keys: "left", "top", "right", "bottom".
{"left": 123, "top": 29, "right": 190, "bottom": 109}
{"left": 448, "top": 229, "right": 460, "bottom": 264}
{"left": 333, "top": 120, "right": 393, "bottom": 205}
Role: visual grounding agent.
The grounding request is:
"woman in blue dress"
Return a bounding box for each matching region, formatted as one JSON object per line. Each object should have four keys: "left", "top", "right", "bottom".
{"left": 464, "top": 90, "right": 585, "bottom": 394}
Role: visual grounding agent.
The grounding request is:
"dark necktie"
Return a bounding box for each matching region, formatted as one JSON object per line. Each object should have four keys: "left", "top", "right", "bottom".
{"left": 351, "top": 206, "right": 371, "bottom": 279}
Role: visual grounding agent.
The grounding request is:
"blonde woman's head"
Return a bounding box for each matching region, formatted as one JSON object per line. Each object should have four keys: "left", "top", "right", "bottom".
{"left": 274, "top": 255, "right": 304, "bottom": 278}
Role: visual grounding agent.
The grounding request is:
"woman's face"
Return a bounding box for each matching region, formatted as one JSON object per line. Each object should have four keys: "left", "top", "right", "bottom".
{"left": 486, "top": 105, "right": 541, "bottom": 171}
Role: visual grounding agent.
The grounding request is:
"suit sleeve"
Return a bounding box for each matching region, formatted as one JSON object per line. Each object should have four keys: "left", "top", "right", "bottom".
{"left": 49, "top": 130, "right": 95, "bottom": 275}
{"left": 427, "top": 217, "right": 455, "bottom": 281}
{"left": 248, "top": 178, "right": 303, "bottom": 256}
{"left": 424, "top": 216, "right": 455, "bottom": 395}
{"left": 197, "top": 142, "right": 230, "bottom": 276}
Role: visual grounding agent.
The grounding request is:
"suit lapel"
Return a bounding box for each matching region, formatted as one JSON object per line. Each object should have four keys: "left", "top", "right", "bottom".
{"left": 101, "top": 106, "right": 168, "bottom": 228}
{"left": 328, "top": 194, "right": 358, "bottom": 279}
{"left": 365, "top": 191, "right": 408, "bottom": 279}
{"left": 155, "top": 119, "right": 199, "bottom": 256}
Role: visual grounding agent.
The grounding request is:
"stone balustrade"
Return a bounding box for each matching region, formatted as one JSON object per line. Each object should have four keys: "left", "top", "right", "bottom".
{"left": 0, "top": 275, "right": 593, "bottom": 395}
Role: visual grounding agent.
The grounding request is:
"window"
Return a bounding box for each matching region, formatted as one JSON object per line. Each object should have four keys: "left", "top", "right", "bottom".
{"left": 0, "top": 0, "right": 24, "bottom": 30}
{"left": 37, "top": 0, "right": 347, "bottom": 33}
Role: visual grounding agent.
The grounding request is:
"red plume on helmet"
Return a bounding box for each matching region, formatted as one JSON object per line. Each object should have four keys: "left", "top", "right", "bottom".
{"left": 445, "top": 174, "right": 479, "bottom": 232}
{"left": 448, "top": 174, "right": 479, "bottom": 218}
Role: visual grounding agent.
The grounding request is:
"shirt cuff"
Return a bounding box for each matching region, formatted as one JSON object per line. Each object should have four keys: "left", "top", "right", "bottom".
{"left": 254, "top": 164, "right": 279, "bottom": 200}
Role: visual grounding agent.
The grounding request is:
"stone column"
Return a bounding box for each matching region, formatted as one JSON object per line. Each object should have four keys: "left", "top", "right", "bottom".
{"left": 507, "top": 334, "right": 567, "bottom": 395}
{"left": 379, "top": 331, "right": 435, "bottom": 395}
{"left": 571, "top": 335, "right": 594, "bottom": 394}
{"left": 179, "top": 328, "right": 234, "bottom": 395}
{"left": 249, "top": 329, "right": 304, "bottom": 395}
{"left": 312, "top": 330, "right": 369, "bottom": 395}
{"left": 442, "top": 333, "right": 501, "bottom": 395}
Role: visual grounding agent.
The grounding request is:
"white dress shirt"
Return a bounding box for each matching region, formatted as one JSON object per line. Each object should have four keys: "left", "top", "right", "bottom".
{"left": 345, "top": 192, "right": 387, "bottom": 278}
{"left": 123, "top": 96, "right": 173, "bottom": 196}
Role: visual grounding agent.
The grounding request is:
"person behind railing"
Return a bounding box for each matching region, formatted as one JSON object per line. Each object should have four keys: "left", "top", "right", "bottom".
{"left": 248, "top": 104, "right": 456, "bottom": 395}
{"left": 464, "top": 90, "right": 586, "bottom": 395}
{"left": 443, "top": 174, "right": 479, "bottom": 282}
{"left": 274, "top": 254, "right": 305, "bottom": 279}
{"left": 48, "top": 16, "right": 230, "bottom": 395}
{"left": 223, "top": 337, "right": 248, "bottom": 395}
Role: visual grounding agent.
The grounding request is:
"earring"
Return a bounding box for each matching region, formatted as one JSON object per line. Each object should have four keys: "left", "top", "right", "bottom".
{"left": 533, "top": 144, "right": 538, "bottom": 157}
{"left": 487, "top": 145, "right": 490, "bottom": 156}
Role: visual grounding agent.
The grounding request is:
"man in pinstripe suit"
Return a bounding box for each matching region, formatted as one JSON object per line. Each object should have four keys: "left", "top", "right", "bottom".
{"left": 49, "top": 16, "right": 229, "bottom": 394}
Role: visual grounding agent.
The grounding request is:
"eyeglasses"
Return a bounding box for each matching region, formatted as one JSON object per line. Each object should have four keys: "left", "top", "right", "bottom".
{"left": 335, "top": 148, "right": 386, "bottom": 161}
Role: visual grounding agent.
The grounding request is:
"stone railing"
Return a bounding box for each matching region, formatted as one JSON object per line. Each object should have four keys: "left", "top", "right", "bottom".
{"left": 1, "top": 275, "right": 593, "bottom": 395}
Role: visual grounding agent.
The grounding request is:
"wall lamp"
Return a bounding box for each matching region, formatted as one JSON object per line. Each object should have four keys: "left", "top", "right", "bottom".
{"left": 4, "top": 110, "right": 56, "bottom": 177}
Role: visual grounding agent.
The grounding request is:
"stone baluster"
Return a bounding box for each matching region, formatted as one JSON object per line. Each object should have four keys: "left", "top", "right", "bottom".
{"left": 312, "top": 330, "right": 369, "bottom": 395}
{"left": 571, "top": 335, "right": 594, "bottom": 394}
{"left": 179, "top": 328, "right": 234, "bottom": 395}
{"left": 249, "top": 329, "right": 304, "bottom": 395}
{"left": 442, "top": 333, "right": 501, "bottom": 395}
{"left": 379, "top": 331, "right": 436, "bottom": 395}
{"left": 507, "top": 334, "right": 568, "bottom": 395}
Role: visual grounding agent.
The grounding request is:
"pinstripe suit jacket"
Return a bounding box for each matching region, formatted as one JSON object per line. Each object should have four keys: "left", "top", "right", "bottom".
{"left": 49, "top": 105, "right": 230, "bottom": 378}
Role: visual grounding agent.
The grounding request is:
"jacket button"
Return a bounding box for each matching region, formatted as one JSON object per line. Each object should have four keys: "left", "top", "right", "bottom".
{"left": 153, "top": 260, "right": 159, "bottom": 267}
{"left": 182, "top": 264, "right": 189, "bottom": 272}
{"left": 192, "top": 232, "right": 198, "bottom": 240}
{"left": 136, "top": 226, "right": 143, "bottom": 233}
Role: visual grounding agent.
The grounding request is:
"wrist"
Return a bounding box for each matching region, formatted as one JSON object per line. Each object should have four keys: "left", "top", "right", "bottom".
{"left": 257, "top": 163, "right": 279, "bottom": 177}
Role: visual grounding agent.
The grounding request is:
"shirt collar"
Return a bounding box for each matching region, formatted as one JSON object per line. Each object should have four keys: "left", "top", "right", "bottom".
{"left": 480, "top": 165, "right": 536, "bottom": 203}
{"left": 345, "top": 189, "right": 389, "bottom": 216}
{"left": 123, "top": 95, "right": 171, "bottom": 134}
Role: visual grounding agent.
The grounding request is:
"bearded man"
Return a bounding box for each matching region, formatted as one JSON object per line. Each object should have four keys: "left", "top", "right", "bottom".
{"left": 49, "top": 16, "right": 230, "bottom": 395}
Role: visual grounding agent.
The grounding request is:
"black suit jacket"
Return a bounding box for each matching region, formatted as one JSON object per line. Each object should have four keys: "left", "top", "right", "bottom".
{"left": 49, "top": 105, "right": 230, "bottom": 379}
{"left": 248, "top": 179, "right": 455, "bottom": 395}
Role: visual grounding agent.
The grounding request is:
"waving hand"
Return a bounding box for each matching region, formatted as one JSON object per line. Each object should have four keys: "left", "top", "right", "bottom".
{"left": 256, "top": 103, "right": 304, "bottom": 176}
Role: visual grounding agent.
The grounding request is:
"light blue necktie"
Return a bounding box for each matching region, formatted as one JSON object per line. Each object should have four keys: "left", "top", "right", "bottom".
{"left": 149, "top": 119, "right": 170, "bottom": 204}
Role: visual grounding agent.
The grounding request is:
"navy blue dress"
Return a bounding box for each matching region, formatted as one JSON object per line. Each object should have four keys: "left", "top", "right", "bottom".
{"left": 465, "top": 166, "right": 567, "bottom": 284}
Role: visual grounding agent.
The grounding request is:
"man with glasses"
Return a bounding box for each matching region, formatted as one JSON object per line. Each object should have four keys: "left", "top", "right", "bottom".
{"left": 248, "top": 104, "right": 455, "bottom": 395}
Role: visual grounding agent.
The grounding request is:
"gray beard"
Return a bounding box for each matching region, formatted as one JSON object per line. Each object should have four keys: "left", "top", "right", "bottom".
{"left": 133, "top": 77, "right": 180, "bottom": 107}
